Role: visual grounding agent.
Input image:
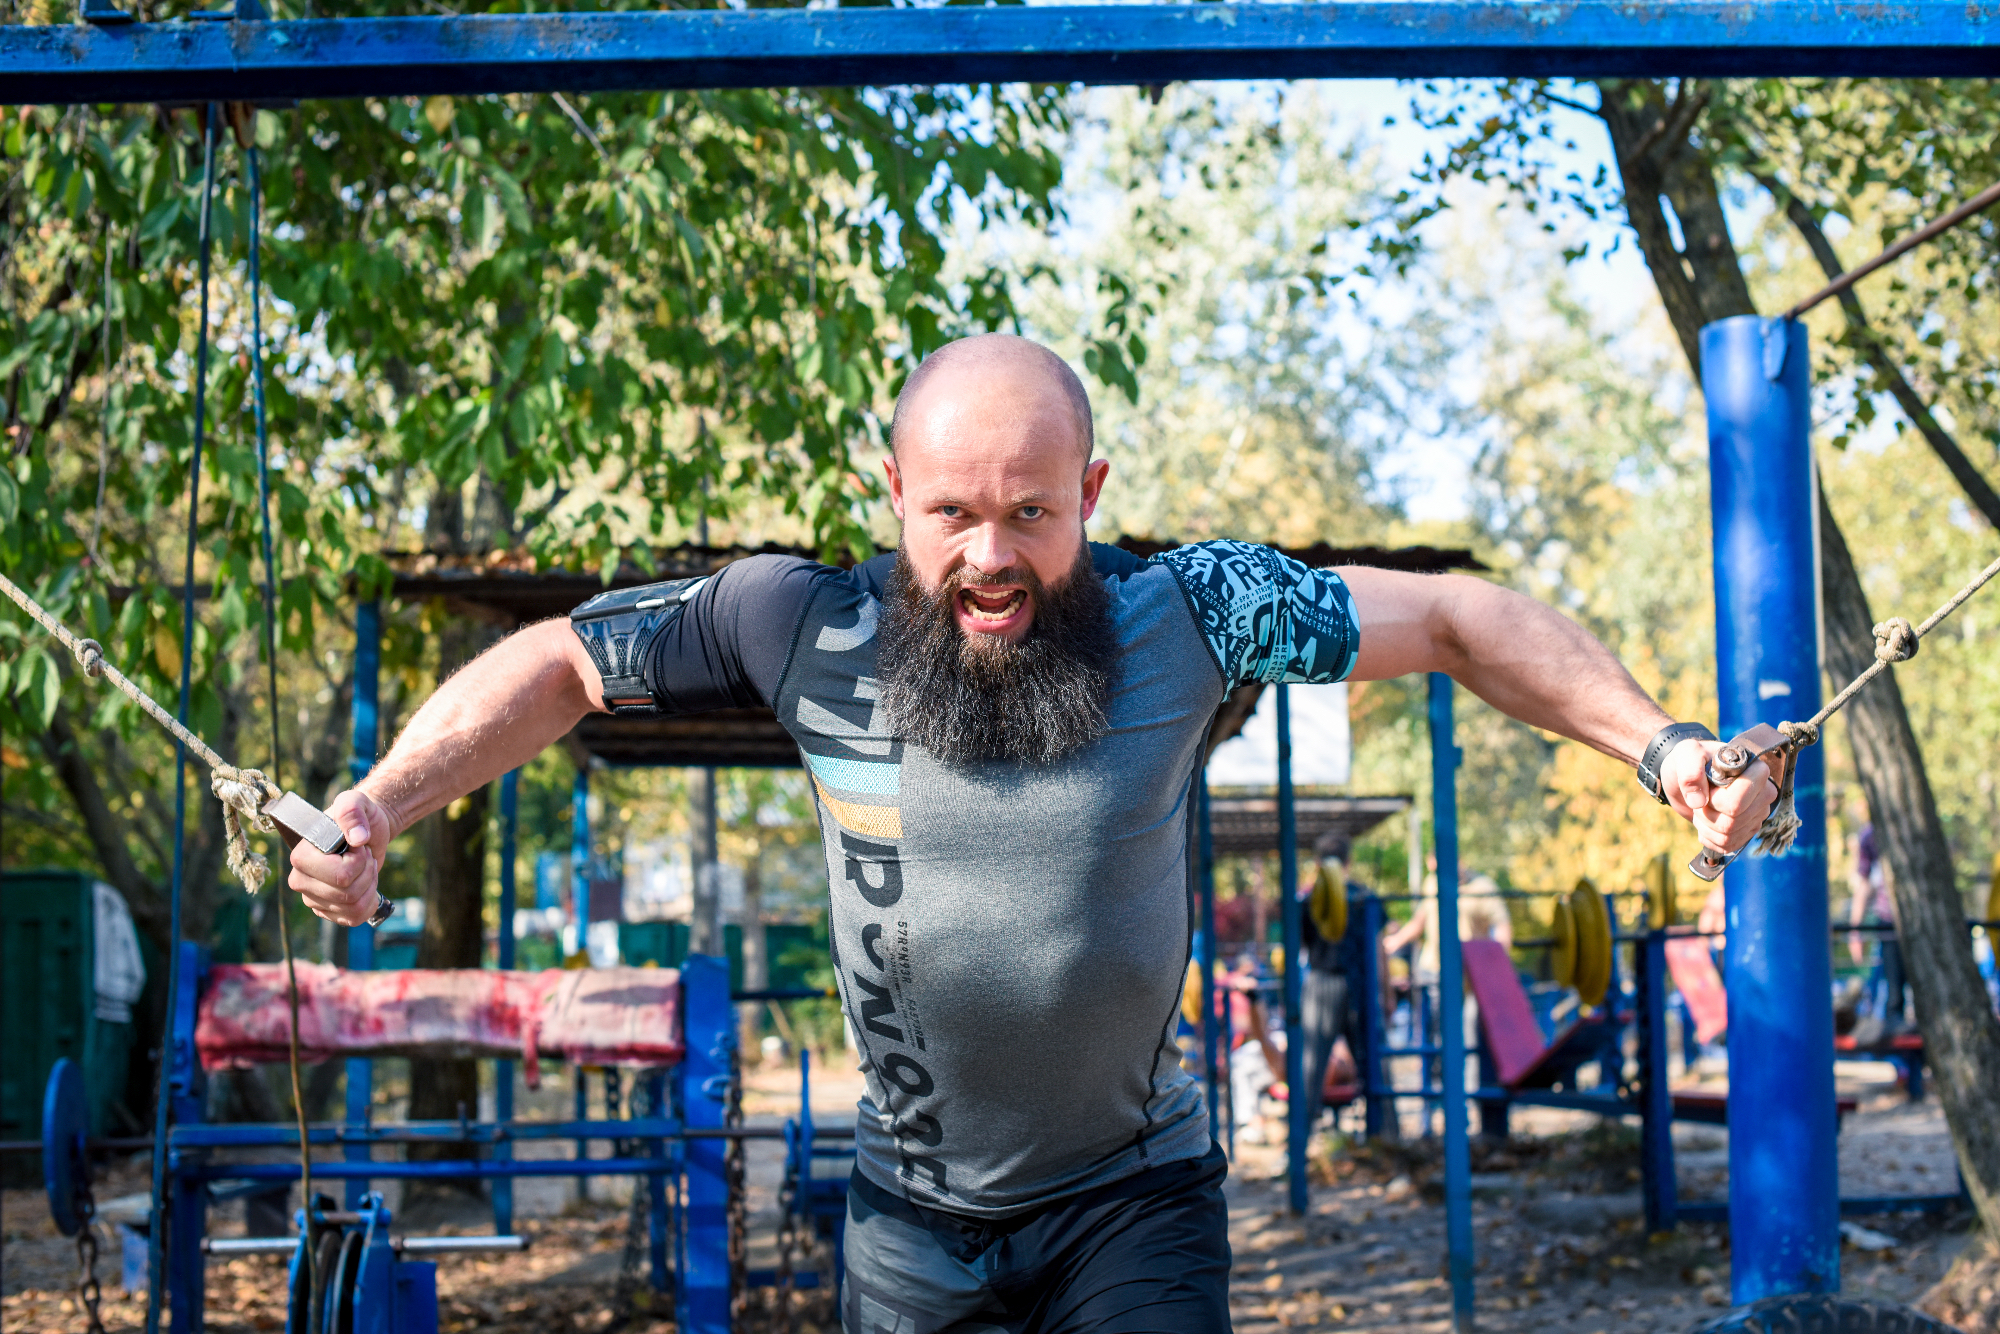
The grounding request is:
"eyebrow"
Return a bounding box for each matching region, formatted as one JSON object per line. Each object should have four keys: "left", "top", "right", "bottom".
{"left": 931, "top": 491, "right": 1055, "bottom": 510}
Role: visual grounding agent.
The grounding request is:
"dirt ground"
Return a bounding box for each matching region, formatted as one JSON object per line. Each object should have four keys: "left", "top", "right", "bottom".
{"left": 3, "top": 1058, "right": 1989, "bottom": 1333}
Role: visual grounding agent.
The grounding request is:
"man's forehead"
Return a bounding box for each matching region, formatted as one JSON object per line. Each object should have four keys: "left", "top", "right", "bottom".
{"left": 892, "top": 333, "right": 1094, "bottom": 460}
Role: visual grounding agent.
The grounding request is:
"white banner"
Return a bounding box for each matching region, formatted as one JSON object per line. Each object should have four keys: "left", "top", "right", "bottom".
{"left": 1205, "top": 681, "right": 1350, "bottom": 788}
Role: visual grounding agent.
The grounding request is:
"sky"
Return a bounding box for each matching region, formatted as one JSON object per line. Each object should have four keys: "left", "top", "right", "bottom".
{"left": 1053, "top": 77, "right": 1676, "bottom": 524}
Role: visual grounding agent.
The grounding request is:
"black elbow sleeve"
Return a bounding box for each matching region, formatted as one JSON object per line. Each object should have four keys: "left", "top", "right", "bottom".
{"left": 568, "top": 577, "right": 709, "bottom": 715}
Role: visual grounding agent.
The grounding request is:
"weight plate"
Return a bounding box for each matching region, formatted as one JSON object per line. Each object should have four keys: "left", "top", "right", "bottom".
{"left": 1309, "top": 864, "right": 1348, "bottom": 944}
{"left": 42, "top": 1058, "right": 90, "bottom": 1237}
{"left": 1551, "top": 899, "right": 1578, "bottom": 988}
{"left": 287, "top": 1234, "right": 312, "bottom": 1334}
{"left": 1645, "top": 853, "right": 1676, "bottom": 931}
{"left": 307, "top": 1231, "right": 341, "bottom": 1334}
{"left": 1569, "top": 879, "right": 1613, "bottom": 1009}
{"left": 327, "top": 1231, "right": 363, "bottom": 1334}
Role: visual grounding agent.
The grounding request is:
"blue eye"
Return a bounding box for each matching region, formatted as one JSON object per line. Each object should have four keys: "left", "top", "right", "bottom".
{"left": 1020, "top": 506, "right": 1044, "bottom": 520}
{"left": 939, "top": 505, "right": 963, "bottom": 519}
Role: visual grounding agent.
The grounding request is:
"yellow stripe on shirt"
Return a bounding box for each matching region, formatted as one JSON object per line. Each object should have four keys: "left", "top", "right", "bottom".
{"left": 812, "top": 777, "right": 903, "bottom": 840}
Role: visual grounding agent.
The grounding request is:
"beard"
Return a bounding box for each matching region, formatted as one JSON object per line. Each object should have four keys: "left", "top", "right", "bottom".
{"left": 876, "top": 542, "right": 1120, "bottom": 767}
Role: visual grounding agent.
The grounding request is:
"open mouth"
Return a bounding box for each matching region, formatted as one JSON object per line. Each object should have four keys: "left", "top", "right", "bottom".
{"left": 958, "top": 587, "right": 1027, "bottom": 627}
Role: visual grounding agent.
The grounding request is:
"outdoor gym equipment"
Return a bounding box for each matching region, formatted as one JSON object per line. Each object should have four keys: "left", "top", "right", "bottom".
{"left": 5, "top": 7, "right": 1999, "bottom": 1329}
{"left": 39, "top": 951, "right": 844, "bottom": 1334}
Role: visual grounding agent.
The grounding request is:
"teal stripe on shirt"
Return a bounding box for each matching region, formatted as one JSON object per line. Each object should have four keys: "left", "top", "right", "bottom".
{"left": 804, "top": 751, "right": 901, "bottom": 797}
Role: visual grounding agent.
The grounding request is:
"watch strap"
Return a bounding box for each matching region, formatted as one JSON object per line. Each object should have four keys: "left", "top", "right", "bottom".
{"left": 1637, "top": 722, "right": 1717, "bottom": 804}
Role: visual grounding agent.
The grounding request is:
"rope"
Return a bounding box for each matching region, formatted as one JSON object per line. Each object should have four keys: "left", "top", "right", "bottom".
{"left": 143, "top": 98, "right": 219, "bottom": 1334}
{"left": 1741, "top": 548, "right": 2000, "bottom": 858}
{"left": 242, "top": 128, "right": 322, "bottom": 1312}
{"left": 0, "top": 570, "right": 284, "bottom": 889}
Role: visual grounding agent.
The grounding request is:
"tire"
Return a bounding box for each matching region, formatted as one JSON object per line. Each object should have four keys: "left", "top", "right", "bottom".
{"left": 1690, "top": 1294, "right": 1962, "bottom": 1334}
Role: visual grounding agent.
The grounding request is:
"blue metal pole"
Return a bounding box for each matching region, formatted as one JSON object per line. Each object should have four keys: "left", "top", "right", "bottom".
{"left": 8, "top": 4, "right": 1999, "bottom": 105}
{"left": 148, "top": 106, "right": 215, "bottom": 1334}
{"left": 1198, "top": 770, "right": 1219, "bottom": 1148}
{"left": 344, "top": 599, "right": 381, "bottom": 1211}
{"left": 1277, "top": 685, "right": 1307, "bottom": 1215}
{"left": 1429, "top": 672, "right": 1473, "bottom": 1333}
{"left": 572, "top": 765, "right": 591, "bottom": 1199}
{"left": 1702, "top": 314, "right": 1837, "bottom": 1303}
{"left": 680, "top": 955, "right": 734, "bottom": 1334}
{"left": 571, "top": 767, "right": 590, "bottom": 955}
{"left": 494, "top": 768, "right": 519, "bottom": 1235}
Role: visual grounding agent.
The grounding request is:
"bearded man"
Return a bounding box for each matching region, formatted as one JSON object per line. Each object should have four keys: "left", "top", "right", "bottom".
{"left": 290, "top": 333, "right": 1776, "bottom": 1333}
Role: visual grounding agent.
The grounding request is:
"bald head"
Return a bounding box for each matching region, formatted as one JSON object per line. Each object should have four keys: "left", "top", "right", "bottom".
{"left": 890, "top": 334, "right": 1095, "bottom": 462}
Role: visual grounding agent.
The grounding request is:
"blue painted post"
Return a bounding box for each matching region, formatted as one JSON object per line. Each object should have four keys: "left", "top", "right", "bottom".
{"left": 572, "top": 765, "right": 591, "bottom": 1200}
{"left": 679, "top": 954, "right": 734, "bottom": 1334}
{"left": 1429, "top": 673, "right": 1473, "bottom": 1333}
{"left": 1640, "top": 928, "right": 1677, "bottom": 1233}
{"left": 1702, "top": 315, "right": 1837, "bottom": 1303}
{"left": 646, "top": 1069, "right": 670, "bottom": 1292}
{"left": 494, "top": 768, "right": 519, "bottom": 1235}
{"left": 1277, "top": 685, "right": 1307, "bottom": 1215}
{"left": 345, "top": 599, "right": 382, "bottom": 1210}
{"left": 1198, "top": 771, "right": 1219, "bottom": 1147}
{"left": 1358, "top": 896, "right": 1388, "bottom": 1137}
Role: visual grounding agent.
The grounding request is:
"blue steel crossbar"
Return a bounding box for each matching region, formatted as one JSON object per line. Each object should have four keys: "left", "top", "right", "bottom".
{"left": 2, "top": 2, "right": 1996, "bottom": 105}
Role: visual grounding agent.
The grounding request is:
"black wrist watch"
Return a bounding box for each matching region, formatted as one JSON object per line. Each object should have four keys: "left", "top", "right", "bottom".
{"left": 1637, "top": 722, "right": 1717, "bottom": 804}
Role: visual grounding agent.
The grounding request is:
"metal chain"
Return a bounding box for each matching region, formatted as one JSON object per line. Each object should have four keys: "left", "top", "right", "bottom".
{"left": 773, "top": 1142, "right": 800, "bottom": 1334}
{"left": 73, "top": 1176, "right": 106, "bottom": 1334}
{"left": 725, "top": 1044, "right": 747, "bottom": 1324}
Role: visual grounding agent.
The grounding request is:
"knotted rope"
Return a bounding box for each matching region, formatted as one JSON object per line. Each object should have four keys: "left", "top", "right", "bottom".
{"left": 0, "top": 569, "right": 284, "bottom": 894}
{"left": 1737, "top": 549, "right": 2000, "bottom": 860}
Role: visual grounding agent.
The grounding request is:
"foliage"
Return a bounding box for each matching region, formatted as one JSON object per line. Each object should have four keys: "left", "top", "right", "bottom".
{"left": 0, "top": 1, "right": 1095, "bottom": 950}
{"left": 1000, "top": 85, "right": 1445, "bottom": 547}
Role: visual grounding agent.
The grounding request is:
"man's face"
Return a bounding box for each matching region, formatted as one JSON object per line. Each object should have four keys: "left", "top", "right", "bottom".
{"left": 885, "top": 355, "right": 1110, "bottom": 644}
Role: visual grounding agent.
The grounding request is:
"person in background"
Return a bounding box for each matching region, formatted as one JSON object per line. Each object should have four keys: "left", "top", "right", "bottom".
{"left": 1383, "top": 855, "right": 1514, "bottom": 981}
{"left": 1223, "top": 950, "right": 1287, "bottom": 1145}
{"left": 1848, "top": 821, "right": 1911, "bottom": 1036}
{"left": 1298, "top": 832, "right": 1372, "bottom": 1138}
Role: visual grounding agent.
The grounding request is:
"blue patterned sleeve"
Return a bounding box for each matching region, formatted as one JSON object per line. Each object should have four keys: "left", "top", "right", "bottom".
{"left": 1157, "top": 540, "right": 1362, "bottom": 687}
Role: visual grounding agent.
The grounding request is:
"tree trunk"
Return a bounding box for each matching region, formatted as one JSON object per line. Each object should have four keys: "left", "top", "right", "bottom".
{"left": 1596, "top": 79, "right": 2000, "bottom": 1240}
{"left": 405, "top": 617, "right": 494, "bottom": 1198}
{"left": 689, "top": 766, "right": 721, "bottom": 956}
{"left": 740, "top": 851, "right": 765, "bottom": 1063}
{"left": 1817, "top": 489, "right": 2000, "bottom": 1238}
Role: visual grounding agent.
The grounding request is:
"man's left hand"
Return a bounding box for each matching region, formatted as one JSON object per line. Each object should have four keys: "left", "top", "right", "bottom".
{"left": 1657, "top": 739, "right": 1779, "bottom": 854}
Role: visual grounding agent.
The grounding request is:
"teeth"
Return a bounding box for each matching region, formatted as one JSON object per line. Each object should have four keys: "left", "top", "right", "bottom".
{"left": 961, "top": 590, "right": 1024, "bottom": 622}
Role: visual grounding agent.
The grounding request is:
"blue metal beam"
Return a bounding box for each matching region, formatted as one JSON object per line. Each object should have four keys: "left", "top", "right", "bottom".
{"left": 3, "top": 3, "right": 1995, "bottom": 105}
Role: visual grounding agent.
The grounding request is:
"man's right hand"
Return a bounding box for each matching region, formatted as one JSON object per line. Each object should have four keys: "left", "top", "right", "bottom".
{"left": 289, "top": 789, "right": 395, "bottom": 926}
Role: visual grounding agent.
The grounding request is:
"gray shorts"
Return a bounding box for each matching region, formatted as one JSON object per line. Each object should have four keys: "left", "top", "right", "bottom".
{"left": 841, "top": 1143, "right": 1233, "bottom": 1334}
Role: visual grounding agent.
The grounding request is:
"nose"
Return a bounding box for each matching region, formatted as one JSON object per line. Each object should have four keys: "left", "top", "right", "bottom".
{"left": 961, "top": 521, "right": 1020, "bottom": 579}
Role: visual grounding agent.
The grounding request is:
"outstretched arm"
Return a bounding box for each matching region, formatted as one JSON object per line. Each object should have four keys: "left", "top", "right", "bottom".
{"left": 1340, "top": 567, "right": 1776, "bottom": 855}
{"left": 288, "top": 619, "right": 606, "bottom": 926}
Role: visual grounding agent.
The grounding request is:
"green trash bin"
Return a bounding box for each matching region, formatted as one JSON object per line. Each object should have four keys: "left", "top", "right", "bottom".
{"left": 1, "top": 870, "right": 145, "bottom": 1144}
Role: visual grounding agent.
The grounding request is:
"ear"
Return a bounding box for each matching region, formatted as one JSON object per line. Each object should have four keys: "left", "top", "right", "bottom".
{"left": 1078, "top": 458, "right": 1110, "bottom": 523}
{"left": 884, "top": 453, "right": 906, "bottom": 521}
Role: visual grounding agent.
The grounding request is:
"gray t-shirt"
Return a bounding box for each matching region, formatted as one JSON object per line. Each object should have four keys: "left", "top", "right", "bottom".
{"left": 575, "top": 540, "right": 1361, "bottom": 1217}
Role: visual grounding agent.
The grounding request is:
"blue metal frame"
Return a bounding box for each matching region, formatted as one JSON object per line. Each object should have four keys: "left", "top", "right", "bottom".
{"left": 3, "top": 2, "right": 1996, "bottom": 104}
{"left": 1197, "top": 771, "right": 1220, "bottom": 1148}
{"left": 159, "top": 944, "right": 736, "bottom": 1334}
{"left": 1427, "top": 674, "right": 1474, "bottom": 1334}
{"left": 1276, "top": 685, "right": 1308, "bottom": 1215}
{"left": 346, "top": 601, "right": 383, "bottom": 1211}
{"left": 1703, "top": 315, "right": 1839, "bottom": 1304}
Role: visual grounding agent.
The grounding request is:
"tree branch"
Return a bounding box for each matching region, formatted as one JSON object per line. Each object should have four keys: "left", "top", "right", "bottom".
{"left": 1758, "top": 170, "right": 2000, "bottom": 533}
{"left": 38, "top": 698, "right": 170, "bottom": 947}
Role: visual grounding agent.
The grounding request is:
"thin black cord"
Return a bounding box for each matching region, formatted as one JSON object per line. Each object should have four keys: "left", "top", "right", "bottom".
{"left": 145, "top": 100, "right": 218, "bottom": 1334}
{"left": 246, "top": 137, "right": 320, "bottom": 1306}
